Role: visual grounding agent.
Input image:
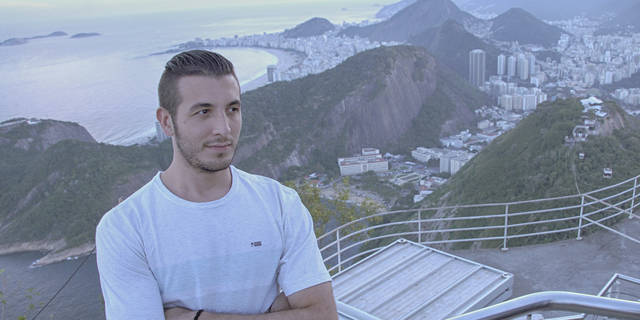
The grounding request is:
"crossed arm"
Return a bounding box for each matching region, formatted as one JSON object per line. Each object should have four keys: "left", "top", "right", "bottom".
{"left": 164, "top": 282, "right": 338, "bottom": 320}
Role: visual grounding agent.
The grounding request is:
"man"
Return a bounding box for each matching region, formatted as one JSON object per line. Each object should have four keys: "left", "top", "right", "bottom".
{"left": 96, "top": 50, "right": 338, "bottom": 320}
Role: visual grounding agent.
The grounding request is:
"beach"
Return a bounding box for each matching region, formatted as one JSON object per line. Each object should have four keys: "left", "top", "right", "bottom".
{"left": 241, "top": 48, "right": 306, "bottom": 92}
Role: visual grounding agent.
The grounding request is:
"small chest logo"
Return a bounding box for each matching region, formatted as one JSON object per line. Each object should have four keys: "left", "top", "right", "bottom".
{"left": 250, "top": 241, "right": 262, "bottom": 247}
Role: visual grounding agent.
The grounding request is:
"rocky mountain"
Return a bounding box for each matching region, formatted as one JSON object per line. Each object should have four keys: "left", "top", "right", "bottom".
{"left": 0, "top": 119, "right": 171, "bottom": 259}
{"left": 453, "top": 0, "right": 637, "bottom": 20}
{"left": 0, "top": 118, "right": 95, "bottom": 151}
{"left": 488, "top": 8, "right": 567, "bottom": 47}
{"left": 235, "top": 45, "right": 489, "bottom": 178}
{"left": 409, "top": 19, "right": 504, "bottom": 82}
{"left": 375, "top": 0, "right": 417, "bottom": 20}
{"left": 283, "top": 17, "right": 335, "bottom": 38}
{"left": 340, "top": 0, "right": 483, "bottom": 42}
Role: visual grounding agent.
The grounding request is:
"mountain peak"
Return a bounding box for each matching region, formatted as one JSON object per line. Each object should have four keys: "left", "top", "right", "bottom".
{"left": 283, "top": 17, "right": 334, "bottom": 38}
{"left": 340, "top": 0, "right": 480, "bottom": 42}
{"left": 489, "top": 7, "right": 567, "bottom": 47}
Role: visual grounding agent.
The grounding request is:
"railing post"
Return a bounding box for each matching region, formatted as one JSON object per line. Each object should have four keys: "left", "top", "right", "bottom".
{"left": 630, "top": 176, "right": 637, "bottom": 219}
{"left": 418, "top": 210, "right": 422, "bottom": 244}
{"left": 502, "top": 204, "right": 509, "bottom": 251}
{"left": 336, "top": 229, "right": 341, "bottom": 273}
{"left": 577, "top": 195, "right": 585, "bottom": 240}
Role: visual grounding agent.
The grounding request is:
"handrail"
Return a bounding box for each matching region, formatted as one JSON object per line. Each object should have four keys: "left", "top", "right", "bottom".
{"left": 446, "top": 291, "right": 640, "bottom": 320}
{"left": 319, "top": 174, "right": 640, "bottom": 273}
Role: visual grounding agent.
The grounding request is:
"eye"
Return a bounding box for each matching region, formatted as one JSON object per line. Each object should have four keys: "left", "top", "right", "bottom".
{"left": 196, "top": 109, "right": 209, "bottom": 115}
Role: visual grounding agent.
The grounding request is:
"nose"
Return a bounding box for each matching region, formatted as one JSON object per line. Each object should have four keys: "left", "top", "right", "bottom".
{"left": 210, "top": 109, "right": 231, "bottom": 135}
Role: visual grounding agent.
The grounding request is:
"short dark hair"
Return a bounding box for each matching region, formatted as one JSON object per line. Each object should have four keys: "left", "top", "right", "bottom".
{"left": 158, "top": 50, "right": 238, "bottom": 117}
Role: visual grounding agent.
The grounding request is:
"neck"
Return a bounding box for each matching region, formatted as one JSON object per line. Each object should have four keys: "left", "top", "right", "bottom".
{"left": 160, "top": 159, "right": 232, "bottom": 203}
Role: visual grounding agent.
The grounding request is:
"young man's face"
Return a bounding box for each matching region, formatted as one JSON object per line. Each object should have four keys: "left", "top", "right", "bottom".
{"left": 171, "top": 74, "right": 242, "bottom": 173}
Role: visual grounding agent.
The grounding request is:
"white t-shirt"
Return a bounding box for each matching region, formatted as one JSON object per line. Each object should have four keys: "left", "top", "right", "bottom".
{"left": 96, "top": 166, "right": 331, "bottom": 319}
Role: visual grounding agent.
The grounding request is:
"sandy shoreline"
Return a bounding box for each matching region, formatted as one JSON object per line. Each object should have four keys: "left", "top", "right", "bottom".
{"left": 241, "top": 47, "right": 305, "bottom": 92}
{"left": 0, "top": 240, "right": 95, "bottom": 267}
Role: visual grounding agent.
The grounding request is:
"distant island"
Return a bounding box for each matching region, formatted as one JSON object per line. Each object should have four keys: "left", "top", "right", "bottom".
{"left": 0, "top": 31, "right": 101, "bottom": 46}
{"left": 0, "top": 31, "right": 67, "bottom": 46}
{"left": 71, "top": 32, "right": 101, "bottom": 39}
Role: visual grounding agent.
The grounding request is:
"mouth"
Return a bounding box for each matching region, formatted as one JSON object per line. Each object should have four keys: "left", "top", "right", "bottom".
{"left": 204, "top": 142, "right": 233, "bottom": 151}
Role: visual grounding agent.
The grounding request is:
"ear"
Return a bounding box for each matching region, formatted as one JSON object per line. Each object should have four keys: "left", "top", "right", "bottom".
{"left": 156, "top": 107, "right": 175, "bottom": 137}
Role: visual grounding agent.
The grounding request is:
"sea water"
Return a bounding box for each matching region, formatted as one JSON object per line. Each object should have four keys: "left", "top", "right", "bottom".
{"left": 0, "top": 1, "right": 386, "bottom": 145}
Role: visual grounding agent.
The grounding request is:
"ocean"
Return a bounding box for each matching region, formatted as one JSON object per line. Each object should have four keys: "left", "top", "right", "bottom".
{"left": 0, "top": 2, "right": 392, "bottom": 319}
{"left": 0, "top": 1, "right": 387, "bottom": 145}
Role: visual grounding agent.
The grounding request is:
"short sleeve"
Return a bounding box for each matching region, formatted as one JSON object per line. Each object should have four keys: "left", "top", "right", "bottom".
{"left": 96, "top": 211, "right": 165, "bottom": 320}
{"left": 277, "top": 188, "right": 332, "bottom": 296}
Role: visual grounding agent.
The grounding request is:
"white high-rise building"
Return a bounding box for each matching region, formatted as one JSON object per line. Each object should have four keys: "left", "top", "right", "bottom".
{"left": 499, "top": 95, "right": 513, "bottom": 111}
{"left": 497, "top": 54, "right": 506, "bottom": 75}
{"left": 517, "top": 54, "right": 529, "bottom": 81}
{"left": 507, "top": 55, "right": 517, "bottom": 78}
{"left": 528, "top": 53, "right": 536, "bottom": 75}
{"left": 469, "top": 49, "right": 486, "bottom": 87}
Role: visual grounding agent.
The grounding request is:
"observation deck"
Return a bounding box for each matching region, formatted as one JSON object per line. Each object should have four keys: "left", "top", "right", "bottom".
{"left": 320, "top": 174, "right": 640, "bottom": 319}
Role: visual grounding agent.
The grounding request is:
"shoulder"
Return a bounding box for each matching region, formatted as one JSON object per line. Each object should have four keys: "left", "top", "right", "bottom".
{"left": 96, "top": 174, "right": 159, "bottom": 237}
{"left": 232, "top": 166, "right": 299, "bottom": 200}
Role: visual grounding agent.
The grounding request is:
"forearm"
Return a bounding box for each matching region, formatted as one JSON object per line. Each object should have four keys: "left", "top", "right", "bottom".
{"left": 166, "top": 306, "right": 335, "bottom": 320}
{"left": 199, "top": 308, "right": 333, "bottom": 320}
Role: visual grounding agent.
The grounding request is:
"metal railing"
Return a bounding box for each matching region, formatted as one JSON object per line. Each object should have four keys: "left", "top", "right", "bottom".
{"left": 319, "top": 174, "right": 640, "bottom": 274}
{"left": 446, "top": 291, "right": 640, "bottom": 320}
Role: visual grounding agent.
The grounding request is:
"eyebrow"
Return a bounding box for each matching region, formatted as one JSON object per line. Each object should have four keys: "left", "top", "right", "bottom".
{"left": 188, "top": 100, "right": 241, "bottom": 113}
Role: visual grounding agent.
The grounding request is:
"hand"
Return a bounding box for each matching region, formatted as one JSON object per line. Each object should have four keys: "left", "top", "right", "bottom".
{"left": 269, "top": 292, "right": 291, "bottom": 313}
{"left": 165, "top": 306, "right": 197, "bottom": 320}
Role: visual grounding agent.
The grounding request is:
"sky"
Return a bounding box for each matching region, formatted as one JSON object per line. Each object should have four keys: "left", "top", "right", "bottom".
{"left": 0, "top": 0, "right": 394, "bottom": 25}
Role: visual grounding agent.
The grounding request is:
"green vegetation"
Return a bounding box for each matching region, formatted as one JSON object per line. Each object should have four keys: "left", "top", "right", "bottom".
{"left": 0, "top": 120, "right": 172, "bottom": 248}
{"left": 239, "top": 45, "right": 487, "bottom": 176}
{"left": 417, "top": 98, "right": 640, "bottom": 249}
{"left": 238, "top": 46, "right": 400, "bottom": 174}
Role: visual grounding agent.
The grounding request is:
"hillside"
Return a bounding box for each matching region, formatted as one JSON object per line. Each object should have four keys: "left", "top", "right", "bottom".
{"left": 408, "top": 98, "right": 640, "bottom": 248}
{"left": 375, "top": 0, "right": 417, "bottom": 20}
{"left": 432, "top": 99, "right": 640, "bottom": 205}
{"left": 452, "top": 0, "right": 637, "bottom": 20}
{"left": 0, "top": 119, "right": 171, "bottom": 257}
{"left": 488, "top": 8, "right": 567, "bottom": 48}
{"left": 283, "top": 17, "right": 335, "bottom": 38}
{"left": 409, "top": 19, "right": 503, "bottom": 81}
{"left": 236, "top": 45, "right": 490, "bottom": 178}
{"left": 339, "top": 0, "right": 482, "bottom": 42}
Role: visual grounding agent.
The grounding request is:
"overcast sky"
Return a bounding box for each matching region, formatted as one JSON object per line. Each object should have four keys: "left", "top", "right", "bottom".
{"left": 0, "top": 0, "right": 391, "bottom": 24}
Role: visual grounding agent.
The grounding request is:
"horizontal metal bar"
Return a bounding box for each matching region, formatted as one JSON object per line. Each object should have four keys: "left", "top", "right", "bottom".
{"left": 423, "top": 235, "right": 505, "bottom": 245}
{"left": 319, "top": 183, "right": 637, "bottom": 241}
{"left": 507, "top": 214, "right": 580, "bottom": 228}
{"left": 585, "top": 175, "right": 638, "bottom": 195}
{"left": 419, "top": 224, "right": 505, "bottom": 234}
{"left": 582, "top": 209, "right": 626, "bottom": 228}
{"left": 507, "top": 226, "right": 579, "bottom": 239}
{"left": 447, "top": 291, "right": 640, "bottom": 320}
{"left": 506, "top": 203, "right": 583, "bottom": 218}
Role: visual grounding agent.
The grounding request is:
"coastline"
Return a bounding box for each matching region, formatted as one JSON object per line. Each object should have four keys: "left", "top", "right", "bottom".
{"left": 240, "top": 47, "right": 305, "bottom": 92}
{"left": 0, "top": 240, "right": 95, "bottom": 267}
